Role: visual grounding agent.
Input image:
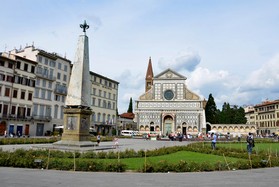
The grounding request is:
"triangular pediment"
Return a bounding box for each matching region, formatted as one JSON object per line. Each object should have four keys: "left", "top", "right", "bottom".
{"left": 153, "top": 68, "right": 186, "bottom": 80}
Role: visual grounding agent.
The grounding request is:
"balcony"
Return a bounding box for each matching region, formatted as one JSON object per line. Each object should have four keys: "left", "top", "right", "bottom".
{"left": 54, "top": 85, "right": 67, "bottom": 95}
{"left": 33, "top": 115, "right": 52, "bottom": 122}
{"left": 36, "top": 71, "right": 56, "bottom": 81}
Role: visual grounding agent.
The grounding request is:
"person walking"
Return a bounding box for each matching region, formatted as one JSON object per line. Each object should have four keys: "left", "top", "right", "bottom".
{"left": 246, "top": 132, "right": 254, "bottom": 155}
{"left": 211, "top": 132, "right": 217, "bottom": 150}
{"left": 97, "top": 134, "right": 101, "bottom": 145}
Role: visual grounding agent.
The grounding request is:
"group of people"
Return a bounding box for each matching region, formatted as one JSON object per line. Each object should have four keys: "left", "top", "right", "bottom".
{"left": 211, "top": 132, "right": 255, "bottom": 154}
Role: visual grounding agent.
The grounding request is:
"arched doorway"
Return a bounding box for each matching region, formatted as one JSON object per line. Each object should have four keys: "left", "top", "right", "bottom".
{"left": 163, "top": 115, "right": 173, "bottom": 136}
{"left": 182, "top": 122, "right": 187, "bottom": 135}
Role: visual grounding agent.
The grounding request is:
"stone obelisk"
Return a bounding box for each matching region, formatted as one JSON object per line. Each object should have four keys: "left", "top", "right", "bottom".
{"left": 54, "top": 21, "right": 95, "bottom": 147}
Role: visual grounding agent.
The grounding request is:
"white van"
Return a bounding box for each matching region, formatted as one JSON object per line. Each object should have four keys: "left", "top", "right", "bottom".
{"left": 121, "top": 130, "right": 136, "bottom": 137}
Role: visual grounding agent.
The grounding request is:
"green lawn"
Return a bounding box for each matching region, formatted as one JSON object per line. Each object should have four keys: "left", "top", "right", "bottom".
{"left": 97, "top": 151, "right": 245, "bottom": 170}
{"left": 214, "top": 142, "right": 279, "bottom": 153}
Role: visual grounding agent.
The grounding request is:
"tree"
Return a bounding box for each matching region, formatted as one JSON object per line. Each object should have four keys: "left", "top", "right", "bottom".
{"left": 127, "top": 97, "right": 133, "bottom": 113}
{"left": 205, "top": 94, "right": 218, "bottom": 124}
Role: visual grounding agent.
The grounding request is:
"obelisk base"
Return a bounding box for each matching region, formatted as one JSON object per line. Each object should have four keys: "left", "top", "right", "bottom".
{"left": 54, "top": 107, "right": 96, "bottom": 147}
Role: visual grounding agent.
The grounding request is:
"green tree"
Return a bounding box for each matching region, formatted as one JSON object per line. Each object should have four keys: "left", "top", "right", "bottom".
{"left": 233, "top": 106, "right": 247, "bottom": 124}
{"left": 219, "top": 102, "right": 232, "bottom": 124}
{"left": 127, "top": 97, "right": 133, "bottom": 113}
{"left": 205, "top": 94, "right": 218, "bottom": 124}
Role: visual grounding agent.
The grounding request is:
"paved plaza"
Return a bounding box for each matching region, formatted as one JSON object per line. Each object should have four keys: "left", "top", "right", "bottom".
{"left": 0, "top": 138, "right": 279, "bottom": 187}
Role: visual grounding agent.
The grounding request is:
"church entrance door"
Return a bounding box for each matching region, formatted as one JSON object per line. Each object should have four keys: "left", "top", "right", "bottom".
{"left": 163, "top": 115, "right": 173, "bottom": 136}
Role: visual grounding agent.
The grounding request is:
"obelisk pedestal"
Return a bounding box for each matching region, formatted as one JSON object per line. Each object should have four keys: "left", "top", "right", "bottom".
{"left": 54, "top": 21, "right": 95, "bottom": 147}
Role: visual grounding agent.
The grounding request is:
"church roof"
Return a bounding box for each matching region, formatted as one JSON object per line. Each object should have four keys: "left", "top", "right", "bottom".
{"left": 119, "top": 112, "right": 135, "bottom": 119}
{"left": 153, "top": 68, "right": 187, "bottom": 80}
{"left": 145, "top": 57, "right": 154, "bottom": 79}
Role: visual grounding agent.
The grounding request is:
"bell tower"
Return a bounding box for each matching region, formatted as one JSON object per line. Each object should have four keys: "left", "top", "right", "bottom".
{"left": 145, "top": 57, "right": 154, "bottom": 92}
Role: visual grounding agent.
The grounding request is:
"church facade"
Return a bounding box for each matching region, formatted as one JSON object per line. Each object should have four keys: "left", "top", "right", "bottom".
{"left": 134, "top": 58, "right": 207, "bottom": 136}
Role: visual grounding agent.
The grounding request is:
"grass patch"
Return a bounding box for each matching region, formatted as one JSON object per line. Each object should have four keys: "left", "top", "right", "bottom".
{"left": 97, "top": 151, "right": 245, "bottom": 170}
{"left": 216, "top": 142, "right": 279, "bottom": 154}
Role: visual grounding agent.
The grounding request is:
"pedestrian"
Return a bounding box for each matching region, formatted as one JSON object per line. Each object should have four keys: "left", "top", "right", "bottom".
{"left": 97, "top": 134, "right": 101, "bottom": 145}
{"left": 211, "top": 132, "right": 217, "bottom": 150}
{"left": 113, "top": 136, "right": 119, "bottom": 148}
{"left": 4, "top": 130, "right": 7, "bottom": 138}
{"left": 246, "top": 132, "right": 254, "bottom": 155}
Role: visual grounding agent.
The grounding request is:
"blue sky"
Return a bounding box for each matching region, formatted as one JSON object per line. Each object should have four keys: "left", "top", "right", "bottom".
{"left": 1, "top": 0, "right": 279, "bottom": 113}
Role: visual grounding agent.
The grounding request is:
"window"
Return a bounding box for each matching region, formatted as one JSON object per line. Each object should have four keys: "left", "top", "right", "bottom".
{"left": 108, "top": 93, "right": 111, "bottom": 99}
{"left": 13, "top": 89, "right": 18, "bottom": 98}
{"left": 22, "top": 77, "right": 27, "bottom": 85}
{"left": 104, "top": 91, "right": 106, "bottom": 98}
{"left": 47, "top": 90, "right": 51, "bottom": 100}
{"left": 97, "top": 113, "right": 101, "bottom": 122}
{"left": 54, "top": 105, "right": 58, "bottom": 119}
{"left": 42, "top": 80, "right": 46, "bottom": 87}
{"left": 38, "top": 56, "right": 42, "bottom": 63}
{"left": 36, "top": 78, "right": 40, "bottom": 86}
{"left": 102, "top": 113, "right": 106, "bottom": 123}
{"left": 63, "top": 74, "right": 67, "bottom": 82}
{"left": 55, "top": 95, "right": 60, "bottom": 101}
{"left": 99, "top": 90, "right": 102, "bottom": 96}
{"left": 11, "top": 106, "right": 16, "bottom": 115}
{"left": 31, "top": 66, "right": 35, "bottom": 73}
{"left": 48, "top": 81, "right": 52, "bottom": 89}
{"left": 27, "top": 108, "right": 31, "bottom": 116}
{"left": 98, "top": 99, "right": 101, "bottom": 107}
{"left": 8, "top": 62, "right": 13, "bottom": 69}
{"left": 50, "top": 61, "right": 56, "bottom": 67}
{"left": 24, "top": 63, "right": 28, "bottom": 71}
{"left": 93, "top": 88, "right": 96, "bottom": 95}
{"left": 5, "top": 88, "right": 10, "bottom": 97}
{"left": 0, "top": 104, "right": 2, "bottom": 113}
{"left": 43, "top": 68, "right": 48, "bottom": 77}
{"left": 64, "top": 64, "right": 68, "bottom": 71}
{"left": 103, "top": 101, "right": 106, "bottom": 108}
{"left": 21, "top": 91, "right": 25, "bottom": 100}
{"left": 92, "top": 97, "right": 96, "bottom": 106}
{"left": 49, "top": 69, "right": 54, "bottom": 79}
{"left": 28, "top": 92, "right": 33, "bottom": 101}
{"left": 6, "top": 75, "right": 14, "bottom": 83}
{"left": 44, "top": 58, "right": 48, "bottom": 65}
{"left": 58, "top": 62, "right": 62, "bottom": 70}
{"left": 0, "top": 73, "right": 5, "bottom": 81}
{"left": 57, "top": 72, "right": 61, "bottom": 80}
{"left": 41, "top": 89, "right": 46, "bottom": 99}
{"left": 0, "top": 60, "right": 4, "bottom": 66}
{"left": 99, "top": 78, "right": 102, "bottom": 84}
{"left": 33, "top": 104, "right": 38, "bottom": 116}
{"left": 34, "top": 88, "right": 39, "bottom": 98}
{"left": 61, "top": 96, "right": 65, "bottom": 102}
{"left": 60, "top": 106, "right": 63, "bottom": 119}
{"left": 16, "top": 61, "right": 21, "bottom": 69}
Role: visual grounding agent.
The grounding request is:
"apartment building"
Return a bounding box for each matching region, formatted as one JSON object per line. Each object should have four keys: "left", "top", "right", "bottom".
{"left": 0, "top": 52, "right": 36, "bottom": 136}
{"left": 90, "top": 71, "right": 119, "bottom": 135}
{"left": 245, "top": 100, "right": 279, "bottom": 135}
{"left": 0, "top": 45, "right": 119, "bottom": 136}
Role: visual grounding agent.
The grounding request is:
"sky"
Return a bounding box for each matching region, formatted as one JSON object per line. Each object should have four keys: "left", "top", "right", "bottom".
{"left": 1, "top": 0, "right": 279, "bottom": 114}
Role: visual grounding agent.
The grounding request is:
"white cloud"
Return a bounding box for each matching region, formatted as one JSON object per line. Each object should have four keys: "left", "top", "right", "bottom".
{"left": 158, "top": 50, "right": 201, "bottom": 72}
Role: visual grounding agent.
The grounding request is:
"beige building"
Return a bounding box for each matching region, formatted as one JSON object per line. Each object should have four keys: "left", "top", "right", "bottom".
{"left": 89, "top": 71, "right": 119, "bottom": 135}
{"left": 0, "top": 52, "right": 36, "bottom": 136}
{"left": 10, "top": 46, "right": 72, "bottom": 136}
{"left": 245, "top": 100, "right": 279, "bottom": 135}
{"left": 134, "top": 58, "right": 206, "bottom": 136}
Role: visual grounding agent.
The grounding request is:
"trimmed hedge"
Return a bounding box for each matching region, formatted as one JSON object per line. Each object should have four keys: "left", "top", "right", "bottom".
{"left": 0, "top": 141, "right": 278, "bottom": 172}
